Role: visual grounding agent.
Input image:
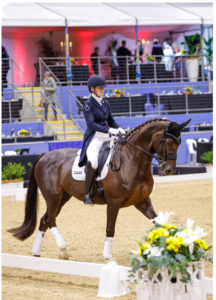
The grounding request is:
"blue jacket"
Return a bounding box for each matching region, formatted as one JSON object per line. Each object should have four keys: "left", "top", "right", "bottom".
{"left": 78, "top": 96, "right": 120, "bottom": 167}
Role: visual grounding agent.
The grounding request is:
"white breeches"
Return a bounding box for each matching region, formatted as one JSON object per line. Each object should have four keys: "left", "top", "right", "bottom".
{"left": 86, "top": 131, "right": 110, "bottom": 169}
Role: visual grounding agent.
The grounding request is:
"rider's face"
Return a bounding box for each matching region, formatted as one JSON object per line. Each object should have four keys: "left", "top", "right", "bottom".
{"left": 92, "top": 86, "right": 104, "bottom": 98}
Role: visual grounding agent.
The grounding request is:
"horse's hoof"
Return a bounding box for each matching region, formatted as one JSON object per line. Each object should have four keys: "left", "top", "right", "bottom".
{"left": 59, "top": 248, "right": 69, "bottom": 260}
{"left": 33, "top": 255, "right": 40, "bottom": 258}
{"left": 106, "top": 257, "right": 117, "bottom": 265}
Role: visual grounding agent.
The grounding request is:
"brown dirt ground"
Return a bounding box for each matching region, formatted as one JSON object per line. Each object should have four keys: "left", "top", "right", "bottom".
{"left": 2, "top": 178, "right": 213, "bottom": 300}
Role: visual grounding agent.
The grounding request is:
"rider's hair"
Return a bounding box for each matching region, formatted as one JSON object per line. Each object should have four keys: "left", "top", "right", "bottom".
{"left": 125, "top": 118, "right": 170, "bottom": 139}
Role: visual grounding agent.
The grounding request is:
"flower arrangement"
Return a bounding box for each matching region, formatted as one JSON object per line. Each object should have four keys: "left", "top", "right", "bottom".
{"left": 18, "top": 129, "right": 28, "bottom": 136}
{"left": 184, "top": 86, "right": 193, "bottom": 95}
{"left": 114, "top": 89, "right": 122, "bottom": 97}
{"left": 145, "top": 53, "right": 154, "bottom": 63}
{"left": 129, "top": 212, "right": 212, "bottom": 284}
{"left": 70, "top": 58, "right": 75, "bottom": 65}
{"left": 201, "top": 150, "right": 213, "bottom": 165}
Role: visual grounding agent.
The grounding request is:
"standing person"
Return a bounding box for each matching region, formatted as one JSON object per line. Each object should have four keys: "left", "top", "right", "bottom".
{"left": 78, "top": 75, "right": 126, "bottom": 205}
{"left": 107, "top": 46, "right": 119, "bottom": 84}
{"left": 91, "top": 47, "right": 100, "bottom": 75}
{"left": 151, "top": 39, "right": 164, "bottom": 63}
{"left": 162, "top": 42, "right": 174, "bottom": 80}
{"left": 2, "top": 46, "right": 10, "bottom": 94}
{"left": 117, "top": 40, "right": 132, "bottom": 82}
{"left": 42, "top": 71, "right": 58, "bottom": 121}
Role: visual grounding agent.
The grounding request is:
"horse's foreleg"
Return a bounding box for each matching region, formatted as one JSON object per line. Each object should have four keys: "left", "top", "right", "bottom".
{"left": 135, "top": 196, "right": 157, "bottom": 220}
{"left": 103, "top": 202, "right": 119, "bottom": 262}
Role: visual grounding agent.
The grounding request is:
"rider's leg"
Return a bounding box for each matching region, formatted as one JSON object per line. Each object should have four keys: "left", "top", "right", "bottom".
{"left": 84, "top": 132, "right": 109, "bottom": 205}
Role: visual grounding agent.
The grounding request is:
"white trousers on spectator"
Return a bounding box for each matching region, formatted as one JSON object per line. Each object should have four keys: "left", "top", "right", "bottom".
{"left": 86, "top": 131, "right": 110, "bottom": 169}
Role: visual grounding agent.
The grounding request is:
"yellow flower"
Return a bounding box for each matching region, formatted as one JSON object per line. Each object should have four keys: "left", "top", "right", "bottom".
{"left": 148, "top": 228, "right": 169, "bottom": 244}
{"left": 195, "top": 239, "right": 208, "bottom": 250}
{"left": 165, "top": 224, "right": 177, "bottom": 230}
{"left": 138, "top": 243, "right": 150, "bottom": 255}
{"left": 166, "top": 237, "right": 183, "bottom": 253}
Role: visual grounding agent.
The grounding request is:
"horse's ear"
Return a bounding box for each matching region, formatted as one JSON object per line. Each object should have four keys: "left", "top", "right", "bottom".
{"left": 178, "top": 119, "right": 191, "bottom": 130}
{"left": 167, "top": 121, "right": 174, "bottom": 132}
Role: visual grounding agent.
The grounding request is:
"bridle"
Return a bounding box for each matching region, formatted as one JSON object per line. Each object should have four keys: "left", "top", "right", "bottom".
{"left": 110, "top": 123, "right": 181, "bottom": 171}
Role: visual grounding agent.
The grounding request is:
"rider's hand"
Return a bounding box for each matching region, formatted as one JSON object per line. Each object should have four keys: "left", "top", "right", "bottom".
{"left": 108, "top": 128, "right": 119, "bottom": 136}
{"left": 118, "top": 127, "right": 126, "bottom": 135}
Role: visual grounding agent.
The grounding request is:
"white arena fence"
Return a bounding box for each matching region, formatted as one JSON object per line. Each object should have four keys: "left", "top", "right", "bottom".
{"left": 2, "top": 253, "right": 213, "bottom": 298}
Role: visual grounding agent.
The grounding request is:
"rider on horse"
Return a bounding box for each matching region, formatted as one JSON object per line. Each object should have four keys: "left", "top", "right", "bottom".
{"left": 78, "top": 75, "right": 126, "bottom": 206}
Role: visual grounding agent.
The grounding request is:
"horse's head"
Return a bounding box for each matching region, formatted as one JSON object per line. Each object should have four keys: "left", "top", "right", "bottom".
{"left": 153, "top": 119, "right": 191, "bottom": 176}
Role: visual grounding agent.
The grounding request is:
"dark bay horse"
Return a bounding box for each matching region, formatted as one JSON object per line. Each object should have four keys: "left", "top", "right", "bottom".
{"left": 8, "top": 118, "right": 190, "bottom": 261}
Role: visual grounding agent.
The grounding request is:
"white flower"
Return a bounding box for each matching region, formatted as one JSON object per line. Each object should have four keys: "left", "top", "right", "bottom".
{"left": 150, "top": 211, "right": 174, "bottom": 226}
{"left": 175, "top": 231, "right": 197, "bottom": 246}
{"left": 130, "top": 250, "right": 139, "bottom": 256}
{"left": 193, "top": 226, "right": 208, "bottom": 240}
{"left": 188, "top": 243, "right": 194, "bottom": 255}
{"left": 143, "top": 245, "right": 164, "bottom": 258}
{"left": 186, "top": 218, "right": 194, "bottom": 230}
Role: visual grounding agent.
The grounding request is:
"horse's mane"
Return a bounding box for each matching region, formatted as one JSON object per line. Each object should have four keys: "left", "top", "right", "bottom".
{"left": 125, "top": 118, "right": 170, "bottom": 139}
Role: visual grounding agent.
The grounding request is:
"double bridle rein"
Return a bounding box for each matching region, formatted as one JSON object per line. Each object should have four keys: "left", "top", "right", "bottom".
{"left": 110, "top": 123, "right": 181, "bottom": 171}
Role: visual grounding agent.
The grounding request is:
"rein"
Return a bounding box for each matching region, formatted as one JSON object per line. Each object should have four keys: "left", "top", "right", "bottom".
{"left": 110, "top": 123, "right": 180, "bottom": 171}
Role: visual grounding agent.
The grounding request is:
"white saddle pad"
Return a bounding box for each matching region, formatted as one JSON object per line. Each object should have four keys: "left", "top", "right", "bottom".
{"left": 72, "top": 147, "right": 114, "bottom": 181}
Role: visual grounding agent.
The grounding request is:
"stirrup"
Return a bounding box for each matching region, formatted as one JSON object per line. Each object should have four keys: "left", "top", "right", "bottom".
{"left": 84, "top": 193, "right": 94, "bottom": 206}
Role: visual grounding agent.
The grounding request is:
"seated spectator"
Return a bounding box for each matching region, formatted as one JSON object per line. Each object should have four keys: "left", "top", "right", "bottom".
{"left": 151, "top": 39, "right": 164, "bottom": 63}
{"left": 117, "top": 40, "right": 132, "bottom": 82}
{"left": 91, "top": 47, "right": 100, "bottom": 75}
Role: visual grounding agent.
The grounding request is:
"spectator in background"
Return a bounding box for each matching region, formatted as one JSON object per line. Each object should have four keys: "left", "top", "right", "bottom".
{"left": 2, "top": 46, "right": 10, "bottom": 94}
{"left": 107, "top": 46, "right": 119, "bottom": 84}
{"left": 91, "top": 47, "right": 100, "bottom": 75}
{"left": 151, "top": 39, "right": 164, "bottom": 62}
{"left": 163, "top": 42, "right": 174, "bottom": 80}
{"left": 117, "top": 40, "right": 132, "bottom": 82}
{"left": 43, "top": 71, "right": 58, "bottom": 121}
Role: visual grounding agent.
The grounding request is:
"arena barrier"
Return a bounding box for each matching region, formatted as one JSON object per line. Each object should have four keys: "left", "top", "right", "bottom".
{"left": 154, "top": 172, "right": 213, "bottom": 183}
{"left": 2, "top": 253, "right": 213, "bottom": 298}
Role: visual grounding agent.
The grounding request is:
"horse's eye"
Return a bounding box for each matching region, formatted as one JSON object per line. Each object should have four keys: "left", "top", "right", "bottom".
{"left": 167, "top": 141, "right": 173, "bottom": 146}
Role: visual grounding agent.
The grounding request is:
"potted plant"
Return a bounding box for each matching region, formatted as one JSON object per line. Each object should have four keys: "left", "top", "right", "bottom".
{"left": 2, "top": 162, "right": 26, "bottom": 189}
{"left": 15, "top": 148, "right": 22, "bottom": 155}
{"left": 201, "top": 150, "right": 213, "bottom": 173}
{"left": 181, "top": 33, "right": 201, "bottom": 82}
{"left": 114, "top": 89, "right": 122, "bottom": 97}
{"left": 204, "top": 37, "right": 213, "bottom": 81}
{"left": 183, "top": 87, "right": 193, "bottom": 95}
{"left": 145, "top": 53, "right": 154, "bottom": 64}
{"left": 18, "top": 129, "right": 28, "bottom": 137}
{"left": 129, "top": 212, "right": 212, "bottom": 300}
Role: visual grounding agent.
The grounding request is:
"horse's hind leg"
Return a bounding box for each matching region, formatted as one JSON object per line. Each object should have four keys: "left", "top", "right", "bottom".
{"left": 32, "top": 192, "right": 71, "bottom": 259}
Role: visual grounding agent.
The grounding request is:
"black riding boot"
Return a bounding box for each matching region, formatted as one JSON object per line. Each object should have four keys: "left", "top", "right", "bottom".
{"left": 84, "top": 162, "right": 96, "bottom": 206}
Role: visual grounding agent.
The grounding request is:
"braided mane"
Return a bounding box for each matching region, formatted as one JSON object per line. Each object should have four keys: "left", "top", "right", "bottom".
{"left": 125, "top": 118, "right": 169, "bottom": 139}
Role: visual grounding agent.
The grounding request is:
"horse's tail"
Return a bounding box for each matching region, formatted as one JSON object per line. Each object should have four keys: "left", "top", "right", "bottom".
{"left": 8, "top": 153, "right": 46, "bottom": 241}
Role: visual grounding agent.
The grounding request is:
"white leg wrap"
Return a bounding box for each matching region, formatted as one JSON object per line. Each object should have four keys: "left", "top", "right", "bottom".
{"left": 32, "top": 230, "right": 45, "bottom": 256}
{"left": 103, "top": 237, "right": 114, "bottom": 259}
{"left": 50, "top": 227, "right": 67, "bottom": 250}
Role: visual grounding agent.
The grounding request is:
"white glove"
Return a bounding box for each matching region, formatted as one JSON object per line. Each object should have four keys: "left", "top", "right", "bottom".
{"left": 118, "top": 127, "right": 126, "bottom": 135}
{"left": 108, "top": 128, "right": 119, "bottom": 136}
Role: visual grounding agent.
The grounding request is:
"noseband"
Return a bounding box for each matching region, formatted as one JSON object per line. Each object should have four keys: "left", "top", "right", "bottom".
{"left": 111, "top": 123, "right": 181, "bottom": 171}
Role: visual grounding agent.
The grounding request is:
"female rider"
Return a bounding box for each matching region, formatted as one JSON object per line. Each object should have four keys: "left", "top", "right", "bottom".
{"left": 78, "top": 75, "right": 126, "bottom": 205}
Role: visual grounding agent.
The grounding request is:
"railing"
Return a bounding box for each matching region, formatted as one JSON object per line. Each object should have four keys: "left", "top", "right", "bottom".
{"left": 39, "top": 91, "right": 67, "bottom": 140}
{"left": 39, "top": 54, "right": 213, "bottom": 86}
{"left": 39, "top": 58, "right": 63, "bottom": 114}
{"left": 68, "top": 83, "right": 213, "bottom": 130}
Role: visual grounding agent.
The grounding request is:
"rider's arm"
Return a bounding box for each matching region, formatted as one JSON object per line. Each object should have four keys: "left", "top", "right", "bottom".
{"left": 83, "top": 104, "right": 109, "bottom": 133}
{"left": 106, "top": 102, "right": 120, "bottom": 129}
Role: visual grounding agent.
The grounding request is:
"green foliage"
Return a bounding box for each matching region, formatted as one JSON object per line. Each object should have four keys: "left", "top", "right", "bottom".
{"left": 15, "top": 148, "right": 21, "bottom": 153}
{"left": 27, "top": 162, "right": 32, "bottom": 168}
{"left": 36, "top": 37, "right": 59, "bottom": 58}
{"left": 204, "top": 37, "right": 213, "bottom": 65}
{"left": 201, "top": 150, "right": 213, "bottom": 164}
{"left": 181, "top": 33, "right": 201, "bottom": 55}
{"left": 2, "top": 162, "right": 26, "bottom": 180}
